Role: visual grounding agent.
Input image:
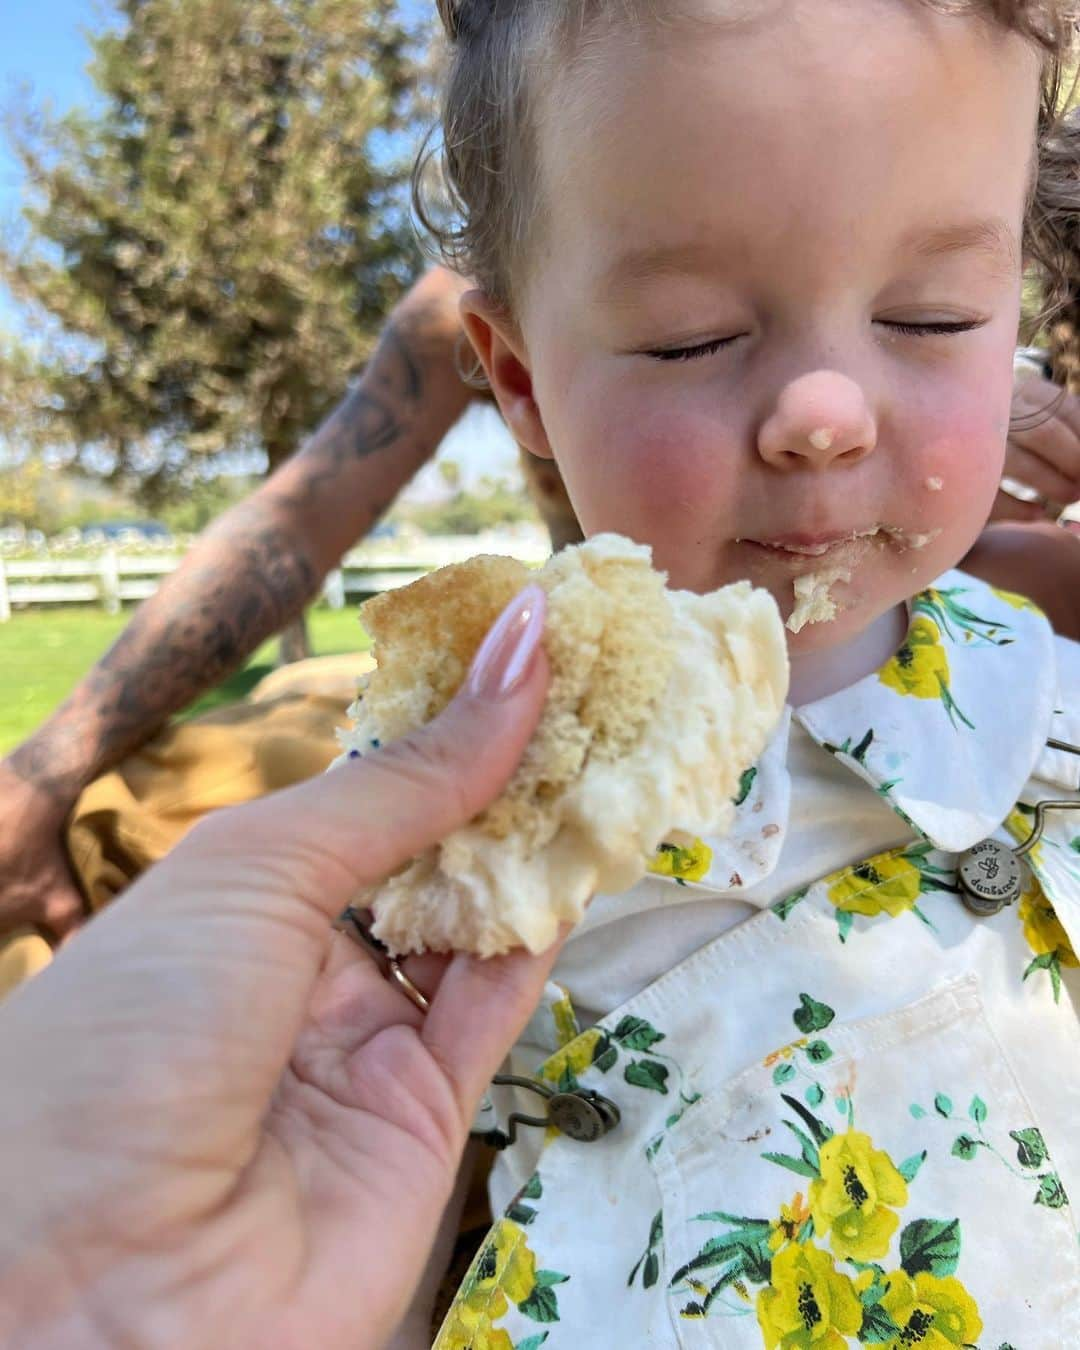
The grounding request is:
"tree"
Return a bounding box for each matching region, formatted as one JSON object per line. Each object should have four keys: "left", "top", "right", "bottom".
{"left": 2, "top": 0, "right": 429, "bottom": 656}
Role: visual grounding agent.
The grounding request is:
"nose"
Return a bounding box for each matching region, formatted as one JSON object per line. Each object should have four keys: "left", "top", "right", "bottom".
{"left": 757, "top": 370, "right": 877, "bottom": 470}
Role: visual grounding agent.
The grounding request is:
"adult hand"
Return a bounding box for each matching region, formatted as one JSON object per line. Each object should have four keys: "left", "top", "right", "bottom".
{"left": 0, "top": 586, "right": 556, "bottom": 1350}
{"left": 0, "top": 761, "right": 86, "bottom": 943}
{"left": 995, "top": 373, "right": 1080, "bottom": 523}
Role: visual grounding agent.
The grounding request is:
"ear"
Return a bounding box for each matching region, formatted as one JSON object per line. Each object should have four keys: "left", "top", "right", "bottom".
{"left": 459, "top": 289, "right": 556, "bottom": 460}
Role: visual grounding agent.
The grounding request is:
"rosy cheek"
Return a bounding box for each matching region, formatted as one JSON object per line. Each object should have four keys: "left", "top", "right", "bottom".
{"left": 571, "top": 401, "right": 736, "bottom": 522}
{"left": 627, "top": 408, "right": 739, "bottom": 504}
{"left": 907, "top": 405, "right": 1005, "bottom": 516}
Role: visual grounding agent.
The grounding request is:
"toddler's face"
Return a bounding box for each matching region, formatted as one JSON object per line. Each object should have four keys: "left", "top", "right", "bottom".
{"left": 463, "top": 0, "right": 1040, "bottom": 652}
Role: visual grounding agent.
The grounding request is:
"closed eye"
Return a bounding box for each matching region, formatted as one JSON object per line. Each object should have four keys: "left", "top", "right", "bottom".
{"left": 877, "top": 319, "right": 985, "bottom": 336}
{"left": 647, "top": 318, "right": 985, "bottom": 362}
{"left": 646, "top": 335, "right": 744, "bottom": 362}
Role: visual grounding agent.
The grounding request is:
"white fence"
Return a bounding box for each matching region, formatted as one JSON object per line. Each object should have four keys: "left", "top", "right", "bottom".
{"left": 0, "top": 531, "right": 551, "bottom": 622}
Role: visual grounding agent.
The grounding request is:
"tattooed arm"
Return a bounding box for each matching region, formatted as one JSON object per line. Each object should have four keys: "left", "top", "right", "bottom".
{"left": 0, "top": 266, "right": 476, "bottom": 942}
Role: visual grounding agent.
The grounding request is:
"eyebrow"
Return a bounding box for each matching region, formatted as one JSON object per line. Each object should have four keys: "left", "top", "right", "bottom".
{"left": 594, "top": 240, "right": 725, "bottom": 306}
{"left": 595, "top": 217, "right": 1020, "bottom": 304}
{"left": 904, "top": 218, "right": 1020, "bottom": 270}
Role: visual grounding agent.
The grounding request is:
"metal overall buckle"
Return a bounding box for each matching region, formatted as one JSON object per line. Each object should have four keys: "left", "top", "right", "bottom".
{"left": 332, "top": 908, "right": 622, "bottom": 1145}
{"left": 471, "top": 1073, "right": 621, "bottom": 1149}
{"left": 958, "top": 737, "right": 1080, "bottom": 916}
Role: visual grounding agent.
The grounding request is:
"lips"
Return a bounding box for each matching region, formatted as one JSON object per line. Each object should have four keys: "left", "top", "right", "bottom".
{"left": 746, "top": 528, "right": 880, "bottom": 556}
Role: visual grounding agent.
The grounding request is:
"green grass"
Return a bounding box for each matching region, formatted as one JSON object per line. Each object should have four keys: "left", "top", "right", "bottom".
{"left": 0, "top": 605, "right": 372, "bottom": 754}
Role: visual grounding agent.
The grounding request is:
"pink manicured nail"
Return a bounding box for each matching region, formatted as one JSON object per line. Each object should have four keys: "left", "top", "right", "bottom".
{"left": 467, "top": 585, "right": 547, "bottom": 699}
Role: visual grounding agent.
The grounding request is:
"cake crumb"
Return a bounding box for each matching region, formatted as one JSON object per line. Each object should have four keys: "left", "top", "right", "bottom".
{"left": 925, "top": 476, "right": 944, "bottom": 491}
{"left": 808, "top": 427, "right": 835, "bottom": 451}
{"left": 786, "top": 566, "right": 850, "bottom": 633}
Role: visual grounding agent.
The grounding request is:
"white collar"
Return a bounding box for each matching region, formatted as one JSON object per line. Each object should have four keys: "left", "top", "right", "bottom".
{"left": 795, "top": 570, "right": 1060, "bottom": 851}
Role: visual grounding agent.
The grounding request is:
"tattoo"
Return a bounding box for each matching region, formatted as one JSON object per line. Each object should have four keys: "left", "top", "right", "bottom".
{"left": 9, "top": 521, "right": 317, "bottom": 804}
{"left": 286, "top": 320, "right": 426, "bottom": 517}
{"left": 9, "top": 298, "right": 438, "bottom": 804}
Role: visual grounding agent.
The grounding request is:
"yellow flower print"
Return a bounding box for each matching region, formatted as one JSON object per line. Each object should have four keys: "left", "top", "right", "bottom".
{"left": 879, "top": 1268, "right": 983, "bottom": 1348}
{"left": 767, "top": 1192, "right": 811, "bottom": 1252}
{"left": 879, "top": 615, "right": 949, "bottom": 700}
{"left": 826, "top": 853, "right": 921, "bottom": 918}
{"left": 436, "top": 1219, "right": 536, "bottom": 1350}
{"left": 539, "top": 1027, "right": 603, "bottom": 1084}
{"left": 439, "top": 1321, "right": 512, "bottom": 1350}
{"left": 879, "top": 615, "right": 974, "bottom": 728}
{"left": 990, "top": 584, "right": 1043, "bottom": 616}
{"left": 550, "top": 988, "right": 580, "bottom": 1048}
{"left": 764, "top": 1039, "right": 807, "bottom": 1069}
{"left": 1019, "top": 876, "right": 1078, "bottom": 968}
{"left": 809, "top": 1130, "right": 908, "bottom": 1262}
{"left": 648, "top": 836, "right": 713, "bottom": 883}
{"left": 756, "top": 1240, "right": 862, "bottom": 1350}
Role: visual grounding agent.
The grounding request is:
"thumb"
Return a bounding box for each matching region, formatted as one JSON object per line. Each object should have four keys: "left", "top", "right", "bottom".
{"left": 182, "top": 583, "right": 550, "bottom": 919}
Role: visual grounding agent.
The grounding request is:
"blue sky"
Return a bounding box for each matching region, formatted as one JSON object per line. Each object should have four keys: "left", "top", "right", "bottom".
{"left": 1, "top": 0, "right": 518, "bottom": 487}
{"left": 1, "top": 0, "right": 100, "bottom": 219}
{"left": 1, "top": 0, "right": 102, "bottom": 331}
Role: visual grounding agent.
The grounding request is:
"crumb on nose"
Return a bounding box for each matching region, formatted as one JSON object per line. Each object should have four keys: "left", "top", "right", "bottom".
{"left": 808, "top": 427, "right": 835, "bottom": 451}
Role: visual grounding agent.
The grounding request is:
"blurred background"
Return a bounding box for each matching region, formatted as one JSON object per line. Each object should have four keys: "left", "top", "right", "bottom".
{"left": 0, "top": 0, "right": 542, "bottom": 751}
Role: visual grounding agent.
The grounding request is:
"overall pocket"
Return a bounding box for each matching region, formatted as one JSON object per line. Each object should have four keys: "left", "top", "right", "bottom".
{"left": 649, "top": 976, "right": 1080, "bottom": 1349}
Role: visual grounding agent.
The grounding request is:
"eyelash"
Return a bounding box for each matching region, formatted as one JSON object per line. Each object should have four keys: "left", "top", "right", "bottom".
{"left": 648, "top": 319, "right": 984, "bottom": 362}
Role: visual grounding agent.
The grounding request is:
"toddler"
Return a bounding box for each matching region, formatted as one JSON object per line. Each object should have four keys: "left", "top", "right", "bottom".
{"left": 413, "top": 1, "right": 1080, "bottom": 1345}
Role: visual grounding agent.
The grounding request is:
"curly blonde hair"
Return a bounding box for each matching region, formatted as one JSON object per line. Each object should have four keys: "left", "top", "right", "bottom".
{"left": 413, "top": 0, "right": 1080, "bottom": 342}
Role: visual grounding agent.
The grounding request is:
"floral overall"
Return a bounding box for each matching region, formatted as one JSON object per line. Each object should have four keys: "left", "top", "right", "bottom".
{"left": 436, "top": 573, "right": 1080, "bottom": 1350}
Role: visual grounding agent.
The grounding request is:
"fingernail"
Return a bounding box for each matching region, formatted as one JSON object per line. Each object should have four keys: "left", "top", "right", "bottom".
{"left": 467, "top": 584, "right": 547, "bottom": 700}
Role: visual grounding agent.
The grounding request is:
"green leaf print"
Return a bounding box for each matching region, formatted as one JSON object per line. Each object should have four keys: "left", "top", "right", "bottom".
{"left": 627, "top": 1210, "right": 664, "bottom": 1288}
{"left": 772, "top": 1063, "right": 796, "bottom": 1085}
{"left": 909, "top": 1103, "right": 927, "bottom": 1119}
{"left": 507, "top": 1202, "right": 538, "bottom": 1225}
{"left": 897, "top": 1150, "right": 927, "bottom": 1182}
{"left": 613, "top": 1015, "right": 666, "bottom": 1052}
{"left": 969, "top": 1095, "right": 988, "bottom": 1124}
{"left": 1010, "top": 1127, "right": 1049, "bottom": 1169}
{"left": 1035, "top": 1173, "right": 1069, "bottom": 1208}
{"left": 805, "top": 1040, "right": 833, "bottom": 1064}
{"left": 518, "top": 1284, "right": 563, "bottom": 1323}
{"left": 934, "top": 1093, "right": 953, "bottom": 1117}
{"left": 899, "top": 1218, "right": 962, "bottom": 1277}
{"left": 733, "top": 766, "right": 757, "bottom": 806}
{"left": 806, "top": 1083, "right": 825, "bottom": 1107}
{"left": 951, "top": 1134, "right": 980, "bottom": 1160}
{"left": 782, "top": 1092, "right": 834, "bottom": 1146}
{"left": 1070, "top": 835, "right": 1080, "bottom": 854}
{"left": 852, "top": 728, "right": 874, "bottom": 764}
{"left": 534, "top": 1270, "right": 570, "bottom": 1287}
{"left": 762, "top": 1107, "right": 825, "bottom": 1178}
{"left": 772, "top": 886, "right": 808, "bottom": 921}
{"left": 625, "top": 1058, "right": 669, "bottom": 1093}
{"left": 521, "top": 1173, "right": 542, "bottom": 1201}
{"left": 556, "top": 1064, "right": 579, "bottom": 1094}
{"left": 592, "top": 1035, "right": 618, "bottom": 1074}
{"left": 670, "top": 1222, "right": 772, "bottom": 1292}
{"left": 793, "top": 993, "right": 836, "bottom": 1033}
{"left": 1023, "top": 951, "right": 1063, "bottom": 1004}
{"left": 859, "top": 1302, "right": 903, "bottom": 1343}
{"left": 515, "top": 1335, "right": 549, "bottom": 1350}
{"left": 760, "top": 1149, "right": 819, "bottom": 1180}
